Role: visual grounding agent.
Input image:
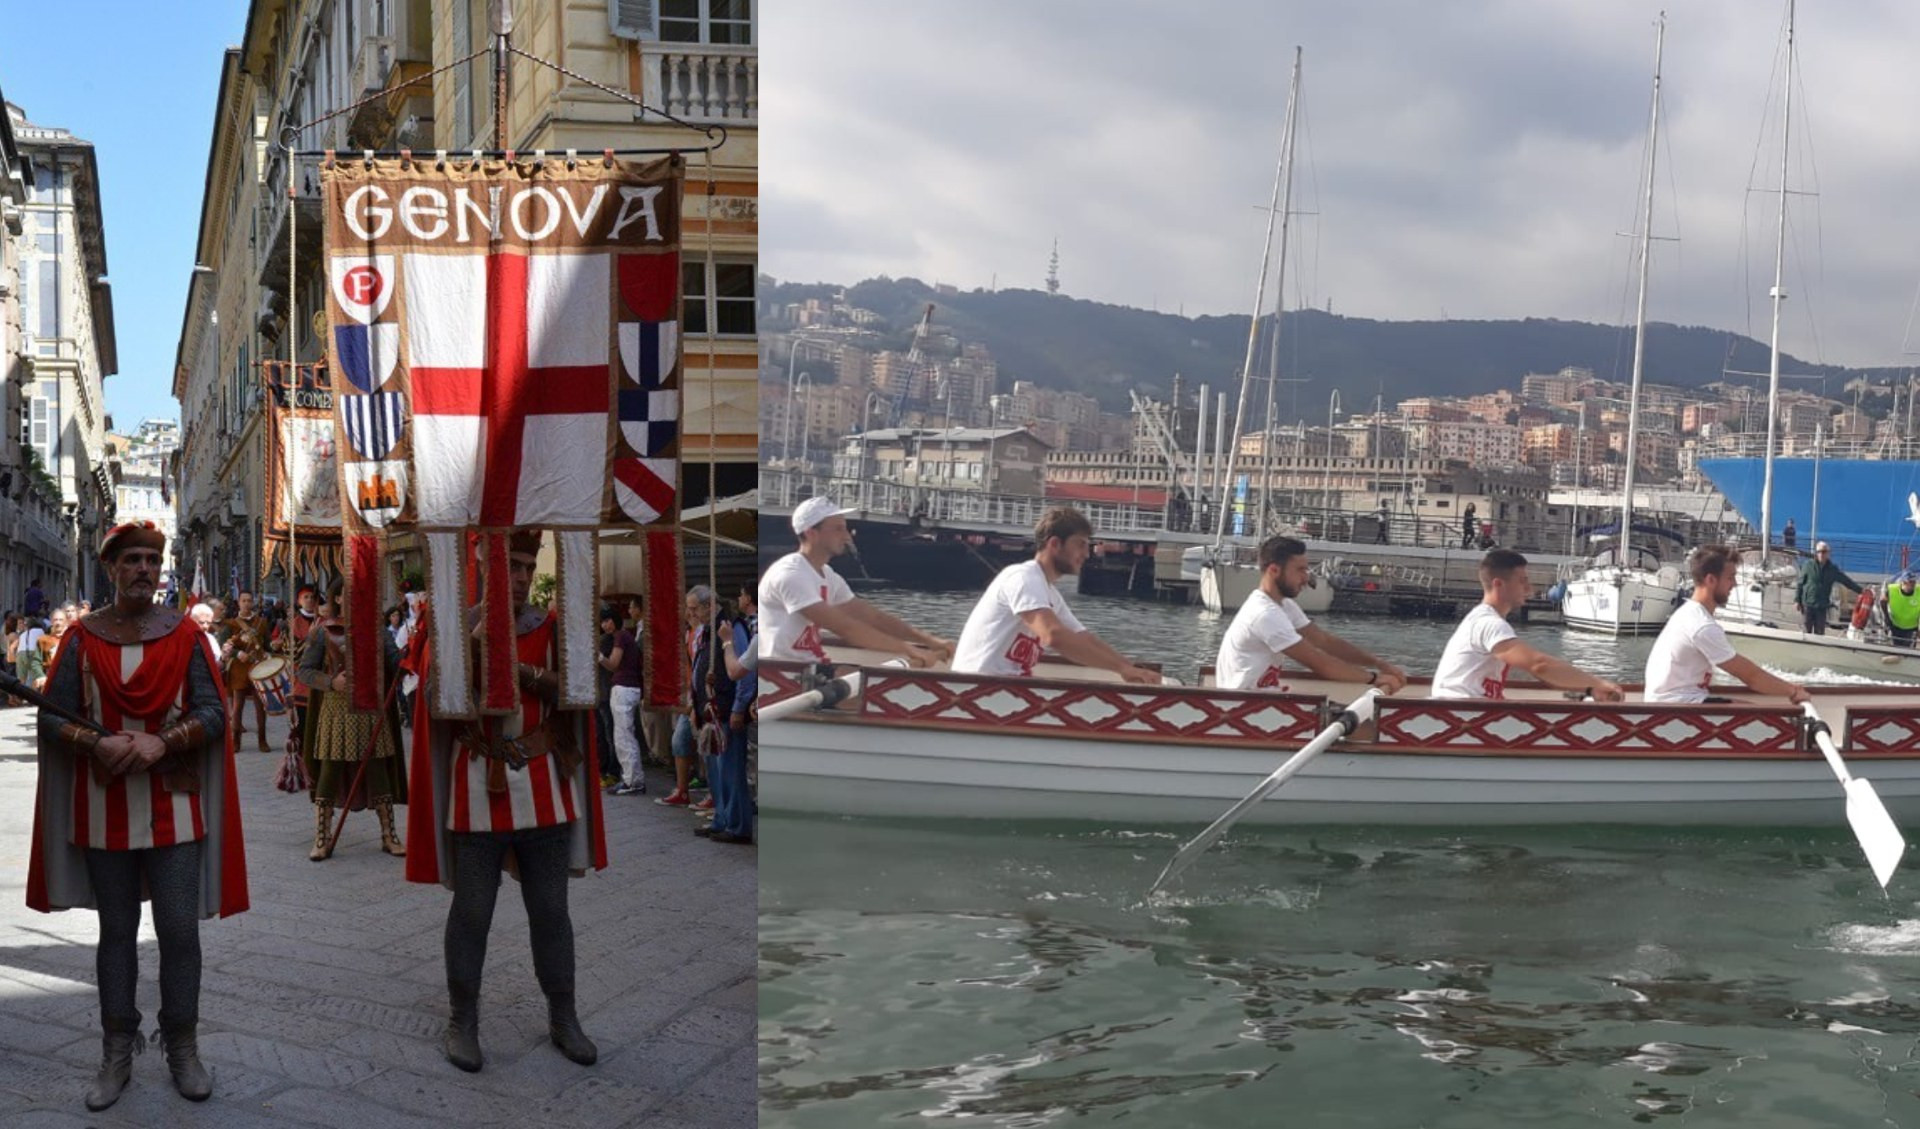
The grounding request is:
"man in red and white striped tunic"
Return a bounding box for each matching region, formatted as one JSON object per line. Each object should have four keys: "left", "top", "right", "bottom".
{"left": 27, "top": 522, "right": 247, "bottom": 1111}
{"left": 406, "top": 529, "right": 608, "bottom": 1073}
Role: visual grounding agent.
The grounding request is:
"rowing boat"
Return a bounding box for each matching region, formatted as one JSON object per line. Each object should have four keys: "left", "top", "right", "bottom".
{"left": 759, "top": 656, "right": 1920, "bottom": 826}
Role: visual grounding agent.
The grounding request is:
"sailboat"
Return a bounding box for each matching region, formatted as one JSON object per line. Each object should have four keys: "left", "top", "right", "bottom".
{"left": 1198, "top": 47, "right": 1334, "bottom": 615}
{"left": 1560, "top": 13, "right": 1688, "bottom": 636}
{"left": 1712, "top": 1, "right": 1920, "bottom": 682}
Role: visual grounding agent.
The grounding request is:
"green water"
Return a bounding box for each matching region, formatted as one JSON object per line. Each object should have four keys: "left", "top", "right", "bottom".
{"left": 761, "top": 817, "right": 1920, "bottom": 1126}
{"left": 761, "top": 587, "right": 1918, "bottom": 1125}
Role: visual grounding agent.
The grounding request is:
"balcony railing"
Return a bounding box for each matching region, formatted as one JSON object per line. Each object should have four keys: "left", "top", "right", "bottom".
{"left": 645, "top": 44, "right": 756, "bottom": 125}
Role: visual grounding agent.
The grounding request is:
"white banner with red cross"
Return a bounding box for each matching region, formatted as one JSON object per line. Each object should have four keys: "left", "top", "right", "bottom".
{"left": 321, "top": 155, "right": 684, "bottom": 717}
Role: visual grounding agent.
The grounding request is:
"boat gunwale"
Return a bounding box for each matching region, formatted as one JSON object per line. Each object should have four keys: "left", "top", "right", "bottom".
{"left": 760, "top": 661, "right": 1920, "bottom": 760}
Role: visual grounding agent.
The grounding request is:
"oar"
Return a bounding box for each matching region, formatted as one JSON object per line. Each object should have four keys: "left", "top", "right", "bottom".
{"left": 760, "top": 660, "right": 907, "bottom": 723}
{"left": 1801, "top": 702, "right": 1907, "bottom": 890}
{"left": 1149, "top": 689, "right": 1382, "bottom": 897}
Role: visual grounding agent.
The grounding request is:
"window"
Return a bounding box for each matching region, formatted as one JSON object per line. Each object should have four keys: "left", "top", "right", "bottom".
{"left": 661, "top": 0, "right": 752, "bottom": 45}
{"left": 29, "top": 381, "right": 58, "bottom": 465}
{"left": 682, "top": 258, "right": 756, "bottom": 337}
{"left": 36, "top": 259, "right": 59, "bottom": 339}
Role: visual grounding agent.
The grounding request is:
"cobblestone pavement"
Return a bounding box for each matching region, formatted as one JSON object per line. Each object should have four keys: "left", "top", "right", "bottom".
{"left": 0, "top": 705, "right": 754, "bottom": 1127}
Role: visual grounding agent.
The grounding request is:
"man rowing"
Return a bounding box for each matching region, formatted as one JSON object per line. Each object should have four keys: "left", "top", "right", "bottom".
{"left": 951, "top": 507, "right": 1159, "bottom": 683}
{"left": 1644, "top": 545, "right": 1810, "bottom": 705}
{"left": 1214, "top": 535, "right": 1407, "bottom": 693}
{"left": 1432, "top": 550, "right": 1624, "bottom": 701}
{"left": 759, "top": 497, "right": 953, "bottom": 666}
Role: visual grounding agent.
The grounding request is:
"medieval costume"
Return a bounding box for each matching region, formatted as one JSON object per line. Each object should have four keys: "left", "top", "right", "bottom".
{"left": 283, "top": 586, "right": 320, "bottom": 754}
{"left": 297, "top": 589, "right": 407, "bottom": 860}
{"left": 405, "top": 530, "right": 607, "bottom": 1072}
{"left": 220, "top": 606, "right": 271, "bottom": 751}
{"left": 26, "top": 522, "right": 248, "bottom": 1110}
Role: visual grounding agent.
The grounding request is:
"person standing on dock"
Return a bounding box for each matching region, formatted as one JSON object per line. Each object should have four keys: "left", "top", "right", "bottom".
{"left": 760, "top": 497, "right": 953, "bottom": 667}
{"left": 1794, "top": 541, "right": 1863, "bottom": 636}
{"left": 1215, "top": 535, "right": 1408, "bottom": 694}
{"left": 1646, "top": 545, "right": 1810, "bottom": 704}
{"left": 1432, "top": 550, "right": 1624, "bottom": 701}
{"left": 951, "top": 507, "right": 1160, "bottom": 684}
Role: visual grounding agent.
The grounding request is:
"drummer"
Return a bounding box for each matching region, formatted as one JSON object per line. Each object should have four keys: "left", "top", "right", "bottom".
{"left": 760, "top": 497, "right": 953, "bottom": 666}
{"left": 1432, "top": 550, "right": 1624, "bottom": 701}
{"left": 222, "top": 591, "right": 272, "bottom": 752}
{"left": 1214, "top": 535, "right": 1407, "bottom": 693}
{"left": 1644, "top": 544, "right": 1810, "bottom": 705}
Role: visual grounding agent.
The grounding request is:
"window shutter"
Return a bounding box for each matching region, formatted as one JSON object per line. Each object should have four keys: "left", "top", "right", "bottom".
{"left": 608, "top": 0, "right": 659, "bottom": 41}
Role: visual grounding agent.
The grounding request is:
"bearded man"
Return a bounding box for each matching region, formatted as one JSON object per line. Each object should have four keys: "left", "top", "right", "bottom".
{"left": 26, "top": 522, "right": 247, "bottom": 1110}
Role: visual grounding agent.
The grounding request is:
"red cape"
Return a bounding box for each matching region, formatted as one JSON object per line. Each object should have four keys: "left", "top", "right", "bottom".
{"left": 404, "top": 607, "right": 609, "bottom": 887}
{"left": 26, "top": 618, "right": 249, "bottom": 918}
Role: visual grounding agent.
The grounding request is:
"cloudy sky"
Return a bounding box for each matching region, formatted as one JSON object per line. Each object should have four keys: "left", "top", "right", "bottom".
{"left": 764, "top": 0, "right": 1920, "bottom": 369}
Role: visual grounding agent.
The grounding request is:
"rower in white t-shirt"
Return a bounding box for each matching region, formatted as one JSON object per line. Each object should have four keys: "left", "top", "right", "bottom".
{"left": 1214, "top": 535, "right": 1407, "bottom": 694}
{"left": 758, "top": 496, "right": 953, "bottom": 666}
{"left": 1644, "top": 544, "right": 1810, "bottom": 705}
{"left": 1432, "top": 550, "right": 1625, "bottom": 701}
{"left": 951, "top": 506, "right": 1159, "bottom": 683}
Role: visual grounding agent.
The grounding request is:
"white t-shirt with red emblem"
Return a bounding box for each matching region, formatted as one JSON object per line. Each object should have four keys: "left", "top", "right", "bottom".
{"left": 1430, "top": 603, "right": 1519, "bottom": 699}
{"left": 1643, "top": 600, "right": 1738, "bottom": 703}
{"left": 759, "top": 552, "right": 856, "bottom": 663}
{"left": 951, "top": 560, "right": 1086, "bottom": 677}
{"left": 1215, "top": 589, "right": 1313, "bottom": 691}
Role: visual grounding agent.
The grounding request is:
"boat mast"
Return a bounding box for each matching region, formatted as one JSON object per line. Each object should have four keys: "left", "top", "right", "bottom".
{"left": 1214, "top": 49, "right": 1301, "bottom": 549}
{"left": 1617, "top": 13, "right": 1665, "bottom": 571}
{"left": 1759, "top": 0, "right": 1795, "bottom": 566}
{"left": 1258, "top": 49, "right": 1303, "bottom": 539}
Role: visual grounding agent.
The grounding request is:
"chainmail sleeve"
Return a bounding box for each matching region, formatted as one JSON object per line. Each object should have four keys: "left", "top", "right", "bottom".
{"left": 295, "top": 630, "right": 331, "bottom": 691}
{"left": 182, "top": 641, "right": 227, "bottom": 742}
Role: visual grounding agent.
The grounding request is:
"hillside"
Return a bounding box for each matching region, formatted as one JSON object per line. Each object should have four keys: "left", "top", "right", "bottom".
{"left": 768, "top": 276, "right": 1902, "bottom": 412}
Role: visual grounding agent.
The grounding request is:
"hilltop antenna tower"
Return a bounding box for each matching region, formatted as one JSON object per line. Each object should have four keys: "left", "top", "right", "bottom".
{"left": 1046, "top": 239, "right": 1060, "bottom": 296}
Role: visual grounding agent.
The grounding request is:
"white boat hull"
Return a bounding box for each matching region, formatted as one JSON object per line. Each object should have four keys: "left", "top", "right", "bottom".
{"left": 761, "top": 665, "right": 1920, "bottom": 827}
{"left": 1723, "top": 620, "right": 1920, "bottom": 683}
{"left": 1560, "top": 570, "right": 1682, "bottom": 635}
{"left": 767, "top": 723, "right": 1920, "bottom": 826}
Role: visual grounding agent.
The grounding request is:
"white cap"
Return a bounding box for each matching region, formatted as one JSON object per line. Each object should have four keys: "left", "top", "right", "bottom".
{"left": 1815, "top": 540, "right": 1831, "bottom": 552}
{"left": 792, "top": 496, "right": 858, "bottom": 536}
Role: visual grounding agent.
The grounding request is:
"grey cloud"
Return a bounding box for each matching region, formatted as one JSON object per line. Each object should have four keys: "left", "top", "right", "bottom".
{"left": 767, "top": 0, "right": 1920, "bottom": 366}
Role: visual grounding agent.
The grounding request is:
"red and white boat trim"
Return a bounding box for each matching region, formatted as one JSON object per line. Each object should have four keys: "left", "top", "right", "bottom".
{"left": 760, "top": 661, "right": 1920, "bottom": 826}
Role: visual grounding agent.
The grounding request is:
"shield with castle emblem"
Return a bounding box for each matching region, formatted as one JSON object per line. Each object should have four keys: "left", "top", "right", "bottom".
{"left": 343, "top": 460, "right": 409, "bottom": 528}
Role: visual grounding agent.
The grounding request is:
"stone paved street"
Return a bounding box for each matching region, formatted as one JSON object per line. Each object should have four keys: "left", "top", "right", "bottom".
{"left": 0, "top": 705, "right": 754, "bottom": 1127}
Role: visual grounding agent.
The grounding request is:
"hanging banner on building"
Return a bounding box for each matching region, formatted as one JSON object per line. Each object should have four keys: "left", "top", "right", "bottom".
{"left": 261, "top": 360, "right": 343, "bottom": 581}
{"left": 320, "top": 155, "right": 686, "bottom": 715}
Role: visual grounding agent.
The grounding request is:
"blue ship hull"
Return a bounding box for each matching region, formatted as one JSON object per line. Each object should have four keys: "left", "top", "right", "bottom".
{"left": 1697, "top": 457, "right": 1920, "bottom": 576}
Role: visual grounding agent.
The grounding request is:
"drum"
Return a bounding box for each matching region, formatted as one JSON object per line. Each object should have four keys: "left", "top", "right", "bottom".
{"left": 250, "top": 656, "right": 292, "bottom": 716}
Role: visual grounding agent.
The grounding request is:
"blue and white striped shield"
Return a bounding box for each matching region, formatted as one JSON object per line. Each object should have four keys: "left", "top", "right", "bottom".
{"left": 340, "top": 391, "right": 407, "bottom": 461}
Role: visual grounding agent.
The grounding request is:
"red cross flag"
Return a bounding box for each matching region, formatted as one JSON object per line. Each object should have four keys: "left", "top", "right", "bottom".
{"left": 320, "top": 155, "right": 684, "bottom": 717}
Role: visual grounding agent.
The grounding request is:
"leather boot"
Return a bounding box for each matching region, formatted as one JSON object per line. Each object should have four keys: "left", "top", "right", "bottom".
{"left": 309, "top": 799, "right": 334, "bottom": 861}
{"left": 83, "top": 1017, "right": 144, "bottom": 1111}
{"left": 160, "top": 1024, "right": 212, "bottom": 1101}
{"left": 547, "top": 992, "right": 598, "bottom": 1065}
{"left": 376, "top": 798, "right": 405, "bottom": 856}
{"left": 444, "top": 981, "right": 483, "bottom": 1072}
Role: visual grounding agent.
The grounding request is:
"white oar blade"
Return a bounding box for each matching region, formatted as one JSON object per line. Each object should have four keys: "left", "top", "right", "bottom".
{"left": 1844, "top": 778, "right": 1907, "bottom": 890}
{"left": 1148, "top": 691, "right": 1380, "bottom": 897}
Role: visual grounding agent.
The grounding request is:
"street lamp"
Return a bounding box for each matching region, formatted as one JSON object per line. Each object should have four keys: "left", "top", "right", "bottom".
{"left": 859, "top": 391, "right": 885, "bottom": 510}
{"left": 1322, "top": 389, "right": 1342, "bottom": 523}
{"left": 782, "top": 333, "right": 834, "bottom": 465}
{"left": 796, "top": 372, "right": 816, "bottom": 471}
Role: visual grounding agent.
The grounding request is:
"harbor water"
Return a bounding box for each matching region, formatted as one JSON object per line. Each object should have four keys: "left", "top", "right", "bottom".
{"left": 760, "top": 587, "right": 1920, "bottom": 1126}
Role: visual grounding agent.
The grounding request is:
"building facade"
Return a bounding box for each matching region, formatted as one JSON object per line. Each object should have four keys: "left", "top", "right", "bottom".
{"left": 5, "top": 101, "right": 117, "bottom": 607}
{"left": 177, "top": 0, "right": 757, "bottom": 598}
